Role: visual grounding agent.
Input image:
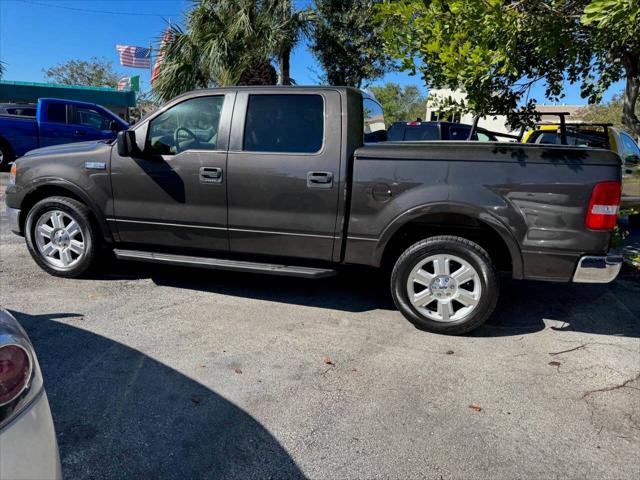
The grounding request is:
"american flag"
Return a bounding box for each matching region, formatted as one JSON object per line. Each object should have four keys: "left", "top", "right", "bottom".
{"left": 151, "top": 30, "right": 173, "bottom": 84}
{"left": 116, "top": 45, "right": 151, "bottom": 69}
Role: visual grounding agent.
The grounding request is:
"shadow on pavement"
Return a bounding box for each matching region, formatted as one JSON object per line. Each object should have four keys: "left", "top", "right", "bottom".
{"left": 97, "top": 261, "right": 640, "bottom": 339}
{"left": 476, "top": 277, "right": 640, "bottom": 338}
{"left": 12, "top": 311, "right": 305, "bottom": 480}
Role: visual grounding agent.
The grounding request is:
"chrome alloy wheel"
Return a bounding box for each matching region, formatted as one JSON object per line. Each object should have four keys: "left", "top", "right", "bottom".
{"left": 406, "top": 254, "right": 482, "bottom": 323}
{"left": 34, "top": 210, "right": 85, "bottom": 269}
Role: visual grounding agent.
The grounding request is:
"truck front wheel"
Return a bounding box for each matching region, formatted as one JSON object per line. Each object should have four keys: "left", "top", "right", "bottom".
{"left": 0, "top": 140, "right": 14, "bottom": 171}
{"left": 25, "top": 196, "right": 98, "bottom": 278}
{"left": 391, "top": 236, "right": 499, "bottom": 335}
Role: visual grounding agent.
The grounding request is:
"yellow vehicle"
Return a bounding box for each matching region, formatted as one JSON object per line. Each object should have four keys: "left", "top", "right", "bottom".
{"left": 523, "top": 123, "right": 640, "bottom": 210}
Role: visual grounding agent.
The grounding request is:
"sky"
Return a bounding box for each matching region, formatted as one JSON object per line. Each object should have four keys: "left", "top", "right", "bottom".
{"left": 0, "top": 0, "right": 626, "bottom": 105}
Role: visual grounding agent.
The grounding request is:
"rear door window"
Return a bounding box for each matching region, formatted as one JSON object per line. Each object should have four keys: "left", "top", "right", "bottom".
{"left": 243, "top": 94, "right": 324, "bottom": 153}
{"left": 46, "top": 103, "right": 67, "bottom": 123}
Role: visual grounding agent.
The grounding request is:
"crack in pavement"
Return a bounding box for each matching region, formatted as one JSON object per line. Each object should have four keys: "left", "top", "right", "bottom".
{"left": 581, "top": 372, "right": 640, "bottom": 399}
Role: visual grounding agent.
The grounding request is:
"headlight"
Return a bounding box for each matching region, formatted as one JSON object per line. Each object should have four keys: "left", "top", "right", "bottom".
{"left": 0, "top": 310, "right": 43, "bottom": 430}
{"left": 9, "top": 163, "right": 16, "bottom": 185}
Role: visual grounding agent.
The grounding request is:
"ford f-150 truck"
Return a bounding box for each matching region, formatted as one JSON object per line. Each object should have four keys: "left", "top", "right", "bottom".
{"left": 0, "top": 98, "right": 127, "bottom": 169}
{"left": 5, "top": 87, "right": 624, "bottom": 334}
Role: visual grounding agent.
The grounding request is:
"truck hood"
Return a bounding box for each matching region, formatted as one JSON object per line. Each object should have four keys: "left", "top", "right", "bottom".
{"left": 22, "top": 140, "right": 112, "bottom": 158}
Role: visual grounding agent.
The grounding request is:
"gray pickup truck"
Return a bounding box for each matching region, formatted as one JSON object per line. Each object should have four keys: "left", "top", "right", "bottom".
{"left": 5, "top": 87, "right": 624, "bottom": 334}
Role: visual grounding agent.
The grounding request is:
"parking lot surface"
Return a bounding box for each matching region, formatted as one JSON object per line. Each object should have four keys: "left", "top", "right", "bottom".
{"left": 1, "top": 174, "right": 639, "bottom": 479}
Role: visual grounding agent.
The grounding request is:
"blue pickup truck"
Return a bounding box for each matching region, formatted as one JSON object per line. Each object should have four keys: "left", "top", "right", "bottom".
{"left": 0, "top": 98, "right": 127, "bottom": 169}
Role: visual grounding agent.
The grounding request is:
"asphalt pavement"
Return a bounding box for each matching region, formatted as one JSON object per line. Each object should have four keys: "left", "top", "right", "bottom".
{"left": 1, "top": 173, "right": 638, "bottom": 479}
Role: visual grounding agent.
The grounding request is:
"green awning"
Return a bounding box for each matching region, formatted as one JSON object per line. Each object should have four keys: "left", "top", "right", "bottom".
{"left": 0, "top": 80, "right": 136, "bottom": 107}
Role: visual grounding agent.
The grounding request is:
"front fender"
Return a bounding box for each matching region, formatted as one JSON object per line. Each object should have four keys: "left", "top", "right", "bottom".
{"left": 13, "top": 177, "right": 114, "bottom": 242}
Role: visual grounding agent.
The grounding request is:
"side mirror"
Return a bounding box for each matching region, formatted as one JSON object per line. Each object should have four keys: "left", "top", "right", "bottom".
{"left": 625, "top": 154, "right": 640, "bottom": 165}
{"left": 117, "top": 130, "right": 136, "bottom": 157}
{"left": 109, "top": 120, "right": 121, "bottom": 133}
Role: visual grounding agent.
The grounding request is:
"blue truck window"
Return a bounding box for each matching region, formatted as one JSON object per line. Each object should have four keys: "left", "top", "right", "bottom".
{"left": 47, "top": 103, "right": 66, "bottom": 123}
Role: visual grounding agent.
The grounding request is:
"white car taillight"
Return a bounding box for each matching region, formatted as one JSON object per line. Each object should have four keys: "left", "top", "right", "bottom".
{"left": 0, "top": 310, "right": 43, "bottom": 430}
{"left": 0, "top": 345, "right": 32, "bottom": 407}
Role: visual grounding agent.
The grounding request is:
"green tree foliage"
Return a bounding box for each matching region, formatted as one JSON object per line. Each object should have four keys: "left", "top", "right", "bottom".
{"left": 369, "top": 83, "right": 426, "bottom": 124}
{"left": 377, "top": 0, "right": 640, "bottom": 135}
{"left": 577, "top": 94, "right": 640, "bottom": 134}
{"left": 128, "top": 92, "right": 161, "bottom": 124}
{"left": 308, "top": 0, "right": 395, "bottom": 88}
{"left": 153, "top": 0, "right": 309, "bottom": 101}
{"left": 43, "top": 57, "right": 120, "bottom": 87}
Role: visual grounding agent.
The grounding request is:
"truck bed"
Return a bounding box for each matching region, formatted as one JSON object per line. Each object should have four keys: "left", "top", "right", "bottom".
{"left": 345, "top": 141, "right": 621, "bottom": 281}
{"left": 0, "top": 114, "right": 38, "bottom": 158}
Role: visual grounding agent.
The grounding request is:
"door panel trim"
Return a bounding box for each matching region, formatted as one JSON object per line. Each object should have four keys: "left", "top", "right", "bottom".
{"left": 107, "top": 218, "right": 227, "bottom": 231}
{"left": 228, "top": 227, "right": 335, "bottom": 239}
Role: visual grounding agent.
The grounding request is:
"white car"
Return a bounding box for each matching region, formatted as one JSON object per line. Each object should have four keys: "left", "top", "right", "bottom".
{"left": 0, "top": 308, "right": 61, "bottom": 479}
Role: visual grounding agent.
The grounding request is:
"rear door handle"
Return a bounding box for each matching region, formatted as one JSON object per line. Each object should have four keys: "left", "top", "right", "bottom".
{"left": 74, "top": 130, "right": 85, "bottom": 136}
{"left": 307, "top": 171, "right": 333, "bottom": 189}
{"left": 200, "top": 166, "right": 223, "bottom": 184}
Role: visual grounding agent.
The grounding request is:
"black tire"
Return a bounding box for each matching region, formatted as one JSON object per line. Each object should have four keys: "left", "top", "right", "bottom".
{"left": 391, "top": 235, "right": 499, "bottom": 335}
{"left": 0, "top": 139, "right": 14, "bottom": 172}
{"left": 25, "top": 196, "right": 98, "bottom": 278}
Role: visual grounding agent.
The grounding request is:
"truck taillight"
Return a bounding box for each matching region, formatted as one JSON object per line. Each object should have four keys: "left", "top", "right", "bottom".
{"left": 585, "top": 181, "right": 621, "bottom": 230}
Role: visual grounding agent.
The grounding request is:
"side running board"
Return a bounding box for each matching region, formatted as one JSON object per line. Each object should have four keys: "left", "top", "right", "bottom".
{"left": 113, "top": 249, "right": 337, "bottom": 279}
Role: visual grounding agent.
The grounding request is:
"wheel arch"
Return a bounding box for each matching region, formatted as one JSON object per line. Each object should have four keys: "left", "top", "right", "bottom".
{"left": 377, "top": 203, "right": 523, "bottom": 279}
{"left": 18, "top": 180, "right": 114, "bottom": 242}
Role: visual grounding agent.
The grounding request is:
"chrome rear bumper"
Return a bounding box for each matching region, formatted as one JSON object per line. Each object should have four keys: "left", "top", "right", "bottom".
{"left": 573, "top": 255, "right": 623, "bottom": 283}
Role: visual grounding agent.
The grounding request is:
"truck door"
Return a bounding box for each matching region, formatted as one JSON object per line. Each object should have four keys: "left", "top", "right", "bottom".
{"left": 70, "top": 104, "right": 121, "bottom": 141}
{"left": 38, "top": 100, "right": 80, "bottom": 147}
{"left": 110, "top": 93, "right": 234, "bottom": 252}
{"left": 226, "top": 90, "right": 342, "bottom": 261}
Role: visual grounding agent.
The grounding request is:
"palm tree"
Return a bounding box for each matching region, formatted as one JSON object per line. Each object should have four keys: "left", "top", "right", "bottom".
{"left": 153, "top": 0, "right": 310, "bottom": 101}
{"left": 270, "top": 0, "right": 314, "bottom": 85}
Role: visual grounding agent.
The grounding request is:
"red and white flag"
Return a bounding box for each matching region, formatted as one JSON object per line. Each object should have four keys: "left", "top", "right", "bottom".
{"left": 151, "top": 30, "right": 173, "bottom": 84}
{"left": 116, "top": 45, "right": 151, "bottom": 69}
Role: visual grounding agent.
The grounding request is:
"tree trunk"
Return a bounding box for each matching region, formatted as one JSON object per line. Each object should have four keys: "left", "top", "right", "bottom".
{"left": 278, "top": 48, "right": 292, "bottom": 86}
{"left": 622, "top": 54, "right": 640, "bottom": 137}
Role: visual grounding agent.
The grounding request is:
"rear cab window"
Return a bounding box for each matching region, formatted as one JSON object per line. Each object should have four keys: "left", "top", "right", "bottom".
{"left": 243, "top": 94, "right": 324, "bottom": 153}
{"left": 387, "top": 123, "right": 439, "bottom": 141}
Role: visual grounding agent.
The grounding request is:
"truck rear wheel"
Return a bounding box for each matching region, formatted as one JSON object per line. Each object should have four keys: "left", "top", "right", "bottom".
{"left": 25, "top": 196, "right": 98, "bottom": 278}
{"left": 391, "top": 236, "right": 499, "bottom": 335}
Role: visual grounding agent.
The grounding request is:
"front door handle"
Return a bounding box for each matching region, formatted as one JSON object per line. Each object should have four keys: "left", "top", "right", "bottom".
{"left": 307, "top": 171, "right": 333, "bottom": 189}
{"left": 74, "top": 130, "right": 85, "bottom": 136}
{"left": 200, "top": 166, "right": 223, "bottom": 184}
